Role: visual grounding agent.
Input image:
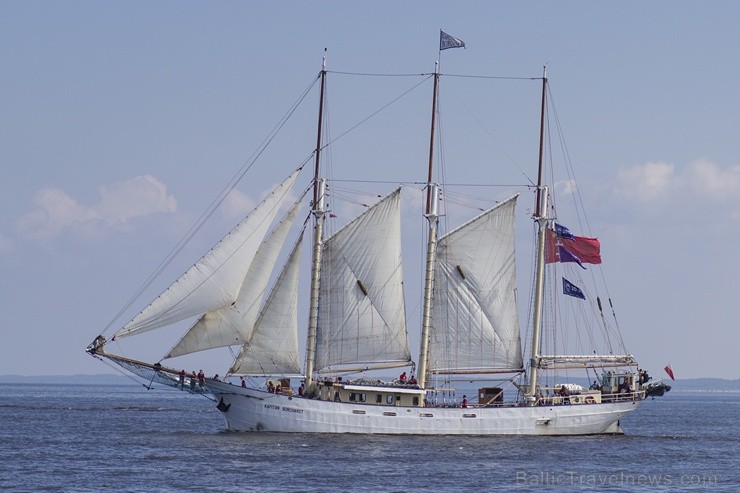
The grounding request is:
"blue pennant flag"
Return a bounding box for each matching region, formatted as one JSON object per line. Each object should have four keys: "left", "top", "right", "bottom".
{"left": 440, "top": 31, "right": 466, "bottom": 51}
{"left": 562, "top": 278, "right": 586, "bottom": 300}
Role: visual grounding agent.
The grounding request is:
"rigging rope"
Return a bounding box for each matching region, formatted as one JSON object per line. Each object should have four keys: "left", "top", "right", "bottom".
{"left": 546, "top": 84, "right": 631, "bottom": 356}
{"left": 320, "top": 75, "right": 432, "bottom": 151}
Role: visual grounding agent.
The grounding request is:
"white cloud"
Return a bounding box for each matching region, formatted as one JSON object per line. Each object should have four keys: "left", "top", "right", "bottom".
{"left": 614, "top": 161, "right": 676, "bottom": 202}
{"left": 96, "top": 175, "right": 177, "bottom": 224}
{"left": 685, "top": 158, "right": 740, "bottom": 200}
{"left": 614, "top": 159, "right": 740, "bottom": 207}
{"left": 554, "top": 179, "right": 577, "bottom": 197}
{"left": 17, "top": 176, "right": 177, "bottom": 241}
{"left": 219, "top": 189, "right": 257, "bottom": 220}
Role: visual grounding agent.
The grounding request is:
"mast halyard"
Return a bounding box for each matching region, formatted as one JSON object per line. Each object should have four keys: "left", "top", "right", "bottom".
{"left": 526, "top": 66, "right": 549, "bottom": 402}
{"left": 304, "top": 53, "right": 328, "bottom": 388}
{"left": 417, "top": 62, "right": 441, "bottom": 390}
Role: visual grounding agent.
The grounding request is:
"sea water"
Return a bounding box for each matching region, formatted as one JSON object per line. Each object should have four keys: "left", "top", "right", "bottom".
{"left": 0, "top": 383, "right": 737, "bottom": 492}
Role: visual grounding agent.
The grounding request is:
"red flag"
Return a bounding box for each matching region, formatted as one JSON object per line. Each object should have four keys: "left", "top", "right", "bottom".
{"left": 664, "top": 364, "right": 675, "bottom": 381}
{"left": 566, "top": 236, "right": 602, "bottom": 264}
{"left": 544, "top": 227, "right": 602, "bottom": 265}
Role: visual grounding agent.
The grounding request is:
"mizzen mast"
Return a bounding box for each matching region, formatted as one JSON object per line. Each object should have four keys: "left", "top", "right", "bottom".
{"left": 526, "top": 66, "right": 549, "bottom": 402}
{"left": 304, "top": 52, "right": 328, "bottom": 388}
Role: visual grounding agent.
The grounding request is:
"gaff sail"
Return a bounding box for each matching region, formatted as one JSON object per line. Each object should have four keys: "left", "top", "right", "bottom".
{"left": 428, "top": 195, "right": 523, "bottom": 374}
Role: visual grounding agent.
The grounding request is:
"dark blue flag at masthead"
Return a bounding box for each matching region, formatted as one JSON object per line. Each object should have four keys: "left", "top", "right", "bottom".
{"left": 440, "top": 31, "right": 465, "bottom": 51}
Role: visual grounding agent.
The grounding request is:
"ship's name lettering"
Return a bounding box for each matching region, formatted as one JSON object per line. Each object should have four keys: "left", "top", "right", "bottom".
{"left": 264, "top": 404, "right": 304, "bottom": 414}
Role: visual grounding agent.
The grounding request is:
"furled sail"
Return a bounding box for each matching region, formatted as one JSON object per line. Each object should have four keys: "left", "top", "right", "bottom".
{"left": 315, "top": 188, "right": 411, "bottom": 372}
{"left": 113, "top": 168, "right": 301, "bottom": 340}
{"left": 428, "top": 195, "right": 523, "bottom": 374}
{"left": 229, "top": 233, "right": 305, "bottom": 376}
{"left": 538, "top": 355, "right": 638, "bottom": 368}
{"left": 163, "top": 196, "right": 304, "bottom": 359}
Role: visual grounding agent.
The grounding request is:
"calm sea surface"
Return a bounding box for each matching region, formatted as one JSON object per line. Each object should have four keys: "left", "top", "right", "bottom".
{"left": 0, "top": 384, "right": 737, "bottom": 492}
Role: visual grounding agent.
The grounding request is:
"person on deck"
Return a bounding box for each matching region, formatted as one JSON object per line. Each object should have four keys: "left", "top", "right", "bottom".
{"left": 178, "top": 370, "right": 185, "bottom": 390}
{"left": 462, "top": 395, "right": 468, "bottom": 408}
{"left": 241, "top": 376, "right": 247, "bottom": 388}
{"left": 189, "top": 371, "right": 197, "bottom": 390}
{"left": 399, "top": 372, "right": 407, "bottom": 384}
{"left": 618, "top": 378, "right": 631, "bottom": 394}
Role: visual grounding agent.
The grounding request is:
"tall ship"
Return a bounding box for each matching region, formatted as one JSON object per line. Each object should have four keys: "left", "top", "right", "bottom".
{"left": 88, "top": 34, "right": 667, "bottom": 434}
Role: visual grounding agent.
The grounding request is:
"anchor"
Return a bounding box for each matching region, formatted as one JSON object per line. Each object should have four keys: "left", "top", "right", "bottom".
{"left": 216, "top": 397, "right": 231, "bottom": 413}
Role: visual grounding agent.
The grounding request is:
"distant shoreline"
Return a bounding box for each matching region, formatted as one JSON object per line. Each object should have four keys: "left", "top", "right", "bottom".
{"left": 0, "top": 374, "right": 137, "bottom": 385}
{"left": 0, "top": 374, "right": 738, "bottom": 391}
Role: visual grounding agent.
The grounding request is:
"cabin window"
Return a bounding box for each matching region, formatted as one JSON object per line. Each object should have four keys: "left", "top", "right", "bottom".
{"left": 349, "top": 392, "right": 356, "bottom": 402}
{"left": 376, "top": 394, "right": 382, "bottom": 404}
{"left": 386, "top": 395, "right": 394, "bottom": 404}
{"left": 412, "top": 396, "right": 419, "bottom": 406}
{"left": 359, "top": 393, "right": 367, "bottom": 402}
{"left": 395, "top": 395, "right": 401, "bottom": 403}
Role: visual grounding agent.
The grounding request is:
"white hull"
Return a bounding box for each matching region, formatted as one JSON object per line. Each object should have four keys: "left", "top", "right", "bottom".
{"left": 207, "top": 381, "right": 641, "bottom": 435}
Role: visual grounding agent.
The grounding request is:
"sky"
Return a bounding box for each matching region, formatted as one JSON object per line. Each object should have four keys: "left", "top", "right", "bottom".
{"left": 2, "top": 1, "right": 739, "bottom": 379}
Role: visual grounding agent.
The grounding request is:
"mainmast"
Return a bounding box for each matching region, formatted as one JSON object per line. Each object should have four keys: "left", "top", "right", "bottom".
{"left": 417, "top": 62, "right": 441, "bottom": 390}
{"left": 304, "top": 52, "right": 328, "bottom": 388}
{"left": 526, "top": 66, "right": 549, "bottom": 402}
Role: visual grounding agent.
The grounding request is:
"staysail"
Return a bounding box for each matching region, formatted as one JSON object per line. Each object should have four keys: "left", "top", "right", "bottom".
{"left": 428, "top": 195, "right": 523, "bottom": 374}
{"left": 113, "top": 168, "right": 301, "bottom": 340}
{"left": 229, "top": 233, "right": 305, "bottom": 376}
{"left": 163, "top": 196, "right": 304, "bottom": 358}
{"left": 314, "top": 188, "right": 411, "bottom": 372}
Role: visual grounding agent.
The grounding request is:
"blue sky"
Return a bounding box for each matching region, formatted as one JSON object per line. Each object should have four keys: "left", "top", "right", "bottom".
{"left": 2, "top": 1, "right": 738, "bottom": 379}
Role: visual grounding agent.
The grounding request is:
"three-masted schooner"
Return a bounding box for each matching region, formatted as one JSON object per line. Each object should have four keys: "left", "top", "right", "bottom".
{"left": 88, "top": 38, "right": 663, "bottom": 435}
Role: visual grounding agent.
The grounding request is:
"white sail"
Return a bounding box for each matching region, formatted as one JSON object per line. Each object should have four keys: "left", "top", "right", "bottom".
{"left": 163, "top": 197, "right": 304, "bottom": 358}
{"left": 229, "top": 234, "right": 305, "bottom": 376}
{"left": 114, "top": 169, "right": 301, "bottom": 340}
{"left": 428, "top": 195, "right": 523, "bottom": 373}
{"left": 315, "top": 188, "right": 411, "bottom": 372}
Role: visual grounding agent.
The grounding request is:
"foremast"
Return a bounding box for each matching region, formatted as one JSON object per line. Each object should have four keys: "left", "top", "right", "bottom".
{"left": 304, "top": 53, "right": 327, "bottom": 388}
{"left": 417, "top": 63, "right": 440, "bottom": 390}
{"left": 526, "top": 67, "right": 549, "bottom": 403}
